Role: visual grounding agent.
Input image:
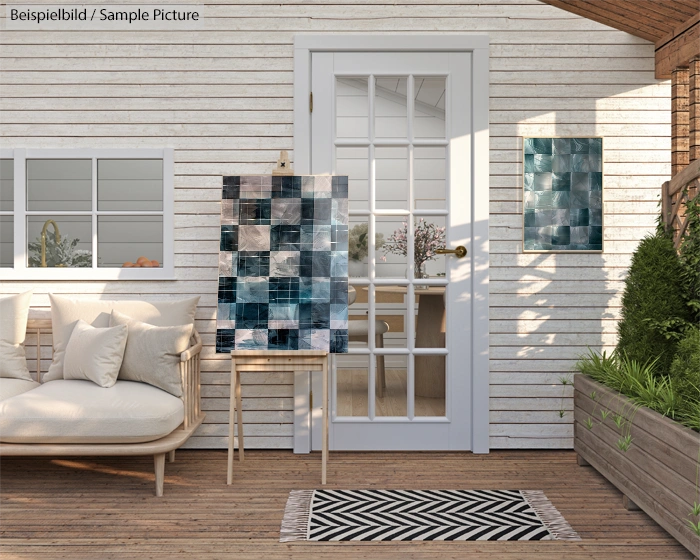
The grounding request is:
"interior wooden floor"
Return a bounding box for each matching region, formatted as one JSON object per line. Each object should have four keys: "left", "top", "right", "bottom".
{"left": 1, "top": 450, "right": 693, "bottom": 560}
{"left": 337, "top": 368, "right": 445, "bottom": 417}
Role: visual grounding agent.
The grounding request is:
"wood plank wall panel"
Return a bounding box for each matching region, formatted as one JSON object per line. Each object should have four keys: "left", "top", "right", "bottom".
{"left": 0, "top": 0, "right": 670, "bottom": 449}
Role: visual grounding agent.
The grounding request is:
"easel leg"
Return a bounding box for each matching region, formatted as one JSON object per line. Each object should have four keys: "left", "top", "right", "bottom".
{"left": 227, "top": 360, "right": 236, "bottom": 485}
{"left": 322, "top": 356, "right": 328, "bottom": 485}
{"left": 236, "top": 369, "right": 245, "bottom": 462}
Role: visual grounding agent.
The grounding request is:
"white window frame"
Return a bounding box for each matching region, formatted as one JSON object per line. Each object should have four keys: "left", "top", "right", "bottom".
{"left": 0, "top": 148, "right": 174, "bottom": 280}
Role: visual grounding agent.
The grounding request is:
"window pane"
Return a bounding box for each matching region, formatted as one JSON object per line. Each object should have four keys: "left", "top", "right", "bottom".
{"left": 98, "top": 159, "right": 163, "bottom": 211}
{"left": 375, "top": 354, "right": 407, "bottom": 417}
{"left": 414, "top": 146, "right": 446, "bottom": 210}
{"left": 0, "top": 216, "right": 12, "bottom": 267}
{"left": 375, "top": 77, "right": 407, "bottom": 139}
{"left": 336, "top": 147, "right": 368, "bottom": 211}
{"left": 415, "top": 216, "right": 446, "bottom": 279}
{"left": 98, "top": 215, "right": 163, "bottom": 268}
{"left": 0, "top": 159, "right": 13, "bottom": 212}
{"left": 336, "top": 77, "right": 368, "bottom": 139}
{"left": 376, "top": 216, "right": 407, "bottom": 278}
{"left": 375, "top": 146, "right": 408, "bottom": 211}
{"left": 414, "top": 77, "right": 446, "bottom": 138}
{"left": 336, "top": 354, "right": 369, "bottom": 417}
{"left": 27, "top": 159, "right": 91, "bottom": 211}
{"left": 27, "top": 216, "right": 92, "bottom": 267}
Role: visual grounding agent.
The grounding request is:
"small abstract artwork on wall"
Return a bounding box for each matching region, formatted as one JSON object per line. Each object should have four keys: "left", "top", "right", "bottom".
{"left": 523, "top": 137, "right": 603, "bottom": 252}
{"left": 216, "top": 175, "right": 349, "bottom": 353}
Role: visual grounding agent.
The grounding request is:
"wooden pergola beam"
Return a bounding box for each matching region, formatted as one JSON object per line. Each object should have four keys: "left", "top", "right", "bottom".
{"left": 655, "top": 13, "right": 700, "bottom": 79}
{"left": 672, "top": 67, "right": 690, "bottom": 176}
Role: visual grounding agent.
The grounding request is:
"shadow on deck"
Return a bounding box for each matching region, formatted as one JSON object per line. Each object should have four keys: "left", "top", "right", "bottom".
{"left": 0, "top": 449, "right": 693, "bottom": 559}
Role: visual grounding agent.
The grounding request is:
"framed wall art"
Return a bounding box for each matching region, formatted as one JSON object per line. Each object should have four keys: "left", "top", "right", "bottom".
{"left": 522, "top": 137, "right": 603, "bottom": 252}
{"left": 216, "top": 175, "right": 349, "bottom": 353}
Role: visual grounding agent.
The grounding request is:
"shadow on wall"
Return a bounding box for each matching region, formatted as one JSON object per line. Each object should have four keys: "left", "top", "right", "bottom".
{"left": 485, "top": 58, "right": 666, "bottom": 447}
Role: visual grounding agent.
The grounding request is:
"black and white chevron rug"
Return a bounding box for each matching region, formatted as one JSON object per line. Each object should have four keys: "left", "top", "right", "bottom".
{"left": 280, "top": 489, "right": 580, "bottom": 542}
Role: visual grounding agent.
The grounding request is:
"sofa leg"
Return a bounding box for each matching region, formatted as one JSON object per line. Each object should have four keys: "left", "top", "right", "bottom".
{"left": 168, "top": 450, "right": 176, "bottom": 463}
{"left": 154, "top": 453, "right": 166, "bottom": 497}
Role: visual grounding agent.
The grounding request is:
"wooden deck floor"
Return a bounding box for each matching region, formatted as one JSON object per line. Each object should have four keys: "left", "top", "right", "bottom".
{"left": 0, "top": 450, "right": 693, "bottom": 560}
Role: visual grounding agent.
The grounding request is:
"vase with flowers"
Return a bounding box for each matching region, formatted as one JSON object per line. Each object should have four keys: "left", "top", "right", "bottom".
{"left": 382, "top": 218, "right": 446, "bottom": 279}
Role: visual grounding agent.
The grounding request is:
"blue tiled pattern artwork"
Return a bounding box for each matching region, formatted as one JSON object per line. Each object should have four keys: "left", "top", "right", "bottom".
{"left": 216, "top": 175, "right": 349, "bottom": 353}
{"left": 523, "top": 138, "right": 603, "bottom": 251}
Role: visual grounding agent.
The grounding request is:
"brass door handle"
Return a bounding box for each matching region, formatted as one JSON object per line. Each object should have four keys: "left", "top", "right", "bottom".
{"left": 436, "top": 246, "right": 467, "bottom": 258}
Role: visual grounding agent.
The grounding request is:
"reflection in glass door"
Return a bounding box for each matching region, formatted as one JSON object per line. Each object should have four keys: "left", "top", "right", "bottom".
{"left": 310, "top": 50, "right": 478, "bottom": 450}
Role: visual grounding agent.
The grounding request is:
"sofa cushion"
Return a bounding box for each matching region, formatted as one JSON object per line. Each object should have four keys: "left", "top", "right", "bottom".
{"left": 110, "top": 311, "right": 192, "bottom": 397}
{"left": 0, "top": 378, "right": 40, "bottom": 402}
{"left": 63, "top": 320, "right": 128, "bottom": 388}
{"left": 45, "top": 294, "right": 198, "bottom": 382}
{"left": 0, "top": 380, "right": 185, "bottom": 444}
{"left": 0, "top": 291, "right": 33, "bottom": 381}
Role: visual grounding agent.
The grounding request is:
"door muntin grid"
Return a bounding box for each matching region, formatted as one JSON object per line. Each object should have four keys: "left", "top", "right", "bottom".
{"left": 334, "top": 74, "right": 449, "bottom": 422}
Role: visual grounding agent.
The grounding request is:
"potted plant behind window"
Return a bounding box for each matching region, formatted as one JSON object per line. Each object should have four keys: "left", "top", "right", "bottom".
{"left": 382, "top": 218, "right": 446, "bottom": 279}
{"left": 348, "top": 223, "right": 384, "bottom": 277}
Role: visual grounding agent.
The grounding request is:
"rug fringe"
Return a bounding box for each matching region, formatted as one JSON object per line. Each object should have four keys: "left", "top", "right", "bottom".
{"left": 521, "top": 490, "right": 581, "bottom": 541}
{"left": 280, "top": 490, "right": 314, "bottom": 542}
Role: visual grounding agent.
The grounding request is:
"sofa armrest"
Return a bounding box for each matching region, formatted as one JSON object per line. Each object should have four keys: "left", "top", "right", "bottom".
{"left": 180, "top": 329, "right": 203, "bottom": 430}
{"left": 180, "top": 329, "right": 203, "bottom": 362}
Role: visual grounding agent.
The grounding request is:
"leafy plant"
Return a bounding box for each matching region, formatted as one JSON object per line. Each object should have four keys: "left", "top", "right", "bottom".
{"left": 348, "top": 223, "right": 384, "bottom": 262}
{"left": 558, "top": 375, "right": 572, "bottom": 419}
{"left": 27, "top": 230, "right": 91, "bottom": 268}
{"left": 677, "top": 191, "right": 700, "bottom": 322}
{"left": 616, "top": 232, "right": 693, "bottom": 375}
{"left": 669, "top": 327, "right": 700, "bottom": 397}
{"left": 691, "top": 502, "right": 700, "bottom": 517}
{"left": 616, "top": 435, "right": 633, "bottom": 452}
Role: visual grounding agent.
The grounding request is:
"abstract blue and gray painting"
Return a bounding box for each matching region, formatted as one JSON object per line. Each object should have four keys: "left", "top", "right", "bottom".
{"left": 216, "top": 175, "right": 349, "bottom": 353}
{"left": 523, "top": 137, "right": 603, "bottom": 251}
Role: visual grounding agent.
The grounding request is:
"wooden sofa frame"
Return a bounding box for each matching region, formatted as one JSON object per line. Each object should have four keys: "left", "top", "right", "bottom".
{"left": 0, "top": 317, "right": 206, "bottom": 497}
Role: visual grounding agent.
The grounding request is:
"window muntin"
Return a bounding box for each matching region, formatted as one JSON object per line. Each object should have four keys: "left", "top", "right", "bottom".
{"left": 0, "top": 158, "right": 13, "bottom": 267}
{"left": 0, "top": 149, "right": 173, "bottom": 279}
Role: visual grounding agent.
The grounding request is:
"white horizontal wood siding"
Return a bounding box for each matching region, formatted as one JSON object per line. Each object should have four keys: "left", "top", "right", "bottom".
{"left": 0, "top": 0, "right": 669, "bottom": 449}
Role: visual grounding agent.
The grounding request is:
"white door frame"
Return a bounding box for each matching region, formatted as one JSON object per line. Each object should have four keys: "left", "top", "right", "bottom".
{"left": 292, "top": 34, "right": 490, "bottom": 454}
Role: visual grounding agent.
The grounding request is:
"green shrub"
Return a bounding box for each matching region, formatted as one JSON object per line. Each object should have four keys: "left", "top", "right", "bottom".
{"left": 670, "top": 326, "right": 700, "bottom": 397}
{"left": 616, "top": 232, "right": 693, "bottom": 375}
{"left": 678, "top": 194, "right": 700, "bottom": 322}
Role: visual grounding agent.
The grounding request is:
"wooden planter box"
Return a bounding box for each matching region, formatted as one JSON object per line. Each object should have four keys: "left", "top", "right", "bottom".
{"left": 574, "top": 374, "right": 700, "bottom": 558}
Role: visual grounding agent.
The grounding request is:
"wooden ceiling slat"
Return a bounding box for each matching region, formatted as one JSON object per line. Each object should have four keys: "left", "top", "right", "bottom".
{"left": 541, "top": 0, "right": 699, "bottom": 42}
{"left": 542, "top": 0, "right": 666, "bottom": 41}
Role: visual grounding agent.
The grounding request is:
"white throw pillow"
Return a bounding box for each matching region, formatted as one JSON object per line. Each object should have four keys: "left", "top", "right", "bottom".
{"left": 63, "top": 320, "right": 128, "bottom": 388}
{"left": 0, "top": 291, "right": 33, "bottom": 381}
{"left": 110, "top": 310, "right": 193, "bottom": 397}
{"left": 45, "top": 294, "right": 199, "bottom": 382}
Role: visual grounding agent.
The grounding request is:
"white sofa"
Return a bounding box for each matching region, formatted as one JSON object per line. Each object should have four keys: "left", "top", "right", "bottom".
{"left": 0, "top": 297, "right": 205, "bottom": 497}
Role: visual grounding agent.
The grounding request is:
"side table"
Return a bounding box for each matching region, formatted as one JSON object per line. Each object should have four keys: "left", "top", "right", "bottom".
{"left": 227, "top": 350, "right": 330, "bottom": 485}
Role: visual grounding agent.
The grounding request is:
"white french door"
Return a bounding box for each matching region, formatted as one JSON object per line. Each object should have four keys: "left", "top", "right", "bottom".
{"left": 297, "top": 38, "right": 489, "bottom": 452}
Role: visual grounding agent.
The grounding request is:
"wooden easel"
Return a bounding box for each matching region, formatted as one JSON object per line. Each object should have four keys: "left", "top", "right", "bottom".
{"left": 271, "top": 150, "right": 294, "bottom": 176}
{"left": 227, "top": 350, "right": 330, "bottom": 485}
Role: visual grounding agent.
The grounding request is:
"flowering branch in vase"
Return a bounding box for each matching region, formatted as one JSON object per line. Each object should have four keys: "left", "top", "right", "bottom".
{"left": 381, "top": 218, "right": 446, "bottom": 278}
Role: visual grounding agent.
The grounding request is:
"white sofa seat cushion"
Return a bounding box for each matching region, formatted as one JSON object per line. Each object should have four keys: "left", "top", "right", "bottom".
{"left": 0, "top": 378, "right": 40, "bottom": 402}
{"left": 0, "top": 380, "right": 184, "bottom": 444}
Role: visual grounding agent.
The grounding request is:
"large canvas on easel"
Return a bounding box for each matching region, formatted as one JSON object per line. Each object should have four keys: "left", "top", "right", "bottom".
{"left": 216, "top": 175, "right": 349, "bottom": 353}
